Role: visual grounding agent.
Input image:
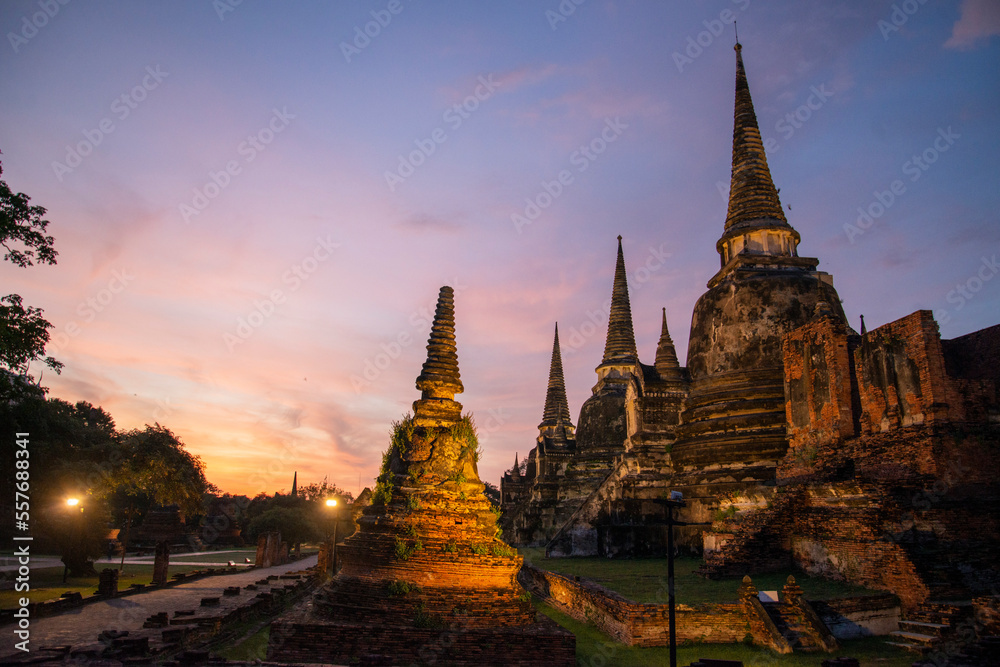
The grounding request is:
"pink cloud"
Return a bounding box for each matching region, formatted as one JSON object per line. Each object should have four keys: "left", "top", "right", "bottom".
{"left": 946, "top": 0, "right": 1000, "bottom": 49}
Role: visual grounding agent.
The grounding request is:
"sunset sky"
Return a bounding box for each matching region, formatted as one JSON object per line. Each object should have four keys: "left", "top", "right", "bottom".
{"left": 2, "top": 1, "right": 998, "bottom": 497}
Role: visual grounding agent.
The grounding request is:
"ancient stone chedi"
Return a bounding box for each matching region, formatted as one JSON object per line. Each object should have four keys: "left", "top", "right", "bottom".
{"left": 502, "top": 41, "right": 847, "bottom": 556}
{"left": 673, "top": 41, "right": 847, "bottom": 475}
{"left": 268, "top": 286, "right": 574, "bottom": 666}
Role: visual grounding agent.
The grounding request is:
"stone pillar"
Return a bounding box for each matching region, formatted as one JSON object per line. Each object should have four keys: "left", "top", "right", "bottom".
{"left": 152, "top": 541, "right": 170, "bottom": 586}
{"left": 278, "top": 541, "right": 289, "bottom": 565}
{"left": 265, "top": 531, "right": 281, "bottom": 567}
{"left": 268, "top": 534, "right": 277, "bottom": 566}
{"left": 98, "top": 568, "right": 119, "bottom": 597}
{"left": 255, "top": 534, "right": 268, "bottom": 568}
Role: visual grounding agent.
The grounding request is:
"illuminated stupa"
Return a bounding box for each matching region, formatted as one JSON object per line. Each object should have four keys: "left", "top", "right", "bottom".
{"left": 268, "top": 286, "right": 574, "bottom": 666}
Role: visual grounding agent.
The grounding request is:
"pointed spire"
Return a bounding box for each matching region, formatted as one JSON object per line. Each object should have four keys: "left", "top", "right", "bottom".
{"left": 860, "top": 314, "right": 867, "bottom": 335}
{"left": 654, "top": 308, "right": 684, "bottom": 382}
{"left": 291, "top": 471, "right": 298, "bottom": 497}
{"left": 416, "top": 286, "right": 463, "bottom": 399}
{"left": 725, "top": 42, "right": 789, "bottom": 232}
{"left": 540, "top": 323, "right": 573, "bottom": 429}
{"left": 413, "top": 286, "right": 463, "bottom": 427}
{"left": 601, "top": 236, "right": 638, "bottom": 364}
{"left": 511, "top": 452, "right": 521, "bottom": 478}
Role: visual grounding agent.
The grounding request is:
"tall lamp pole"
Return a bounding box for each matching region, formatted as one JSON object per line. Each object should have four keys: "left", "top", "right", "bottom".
{"left": 663, "top": 491, "right": 687, "bottom": 667}
{"left": 64, "top": 498, "right": 82, "bottom": 583}
{"left": 325, "top": 498, "right": 340, "bottom": 574}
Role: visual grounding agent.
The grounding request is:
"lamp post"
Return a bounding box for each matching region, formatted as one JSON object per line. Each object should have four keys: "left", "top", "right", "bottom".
{"left": 63, "top": 498, "right": 82, "bottom": 583}
{"left": 659, "top": 491, "right": 687, "bottom": 667}
{"left": 325, "top": 498, "right": 339, "bottom": 574}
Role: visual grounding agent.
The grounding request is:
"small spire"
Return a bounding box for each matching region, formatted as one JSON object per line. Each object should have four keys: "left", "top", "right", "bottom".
{"left": 860, "top": 314, "right": 867, "bottom": 335}
{"left": 654, "top": 308, "right": 684, "bottom": 382}
{"left": 540, "top": 323, "right": 572, "bottom": 428}
{"left": 725, "top": 41, "right": 788, "bottom": 232}
{"left": 601, "top": 237, "right": 638, "bottom": 364}
{"left": 413, "top": 286, "right": 464, "bottom": 427}
{"left": 416, "top": 286, "right": 463, "bottom": 400}
{"left": 291, "top": 471, "right": 298, "bottom": 497}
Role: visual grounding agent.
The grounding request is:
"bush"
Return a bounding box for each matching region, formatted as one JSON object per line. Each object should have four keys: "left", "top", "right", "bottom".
{"left": 394, "top": 537, "right": 423, "bottom": 561}
{"left": 388, "top": 580, "right": 420, "bottom": 596}
{"left": 450, "top": 414, "right": 481, "bottom": 462}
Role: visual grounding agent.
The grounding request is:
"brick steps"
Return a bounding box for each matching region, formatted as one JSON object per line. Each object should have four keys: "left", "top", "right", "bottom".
{"left": 885, "top": 601, "right": 974, "bottom": 655}
{"left": 888, "top": 630, "right": 938, "bottom": 645}
{"left": 760, "top": 600, "right": 833, "bottom": 653}
{"left": 884, "top": 640, "right": 929, "bottom": 654}
{"left": 899, "top": 620, "right": 948, "bottom": 635}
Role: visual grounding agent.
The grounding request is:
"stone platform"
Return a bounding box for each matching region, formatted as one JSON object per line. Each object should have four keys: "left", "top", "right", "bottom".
{"left": 269, "top": 596, "right": 574, "bottom": 666}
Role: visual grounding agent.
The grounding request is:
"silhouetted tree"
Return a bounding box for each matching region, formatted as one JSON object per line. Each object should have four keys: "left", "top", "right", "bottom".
{"left": 0, "top": 153, "right": 61, "bottom": 398}
{"left": 97, "top": 424, "right": 215, "bottom": 571}
{"left": 483, "top": 481, "right": 501, "bottom": 506}
{"left": 245, "top": 507, "right": 321, "bottom": 547}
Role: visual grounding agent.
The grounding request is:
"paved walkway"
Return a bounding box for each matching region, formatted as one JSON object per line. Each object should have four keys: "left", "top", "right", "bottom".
{"left": 0, "top": 550, "right": 257, "bottom": 572}
{"left": 1, "top": 555, "right": 317, "bottom": 659}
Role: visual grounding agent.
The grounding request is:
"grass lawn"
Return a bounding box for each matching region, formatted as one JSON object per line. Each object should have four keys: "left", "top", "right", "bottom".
{"left": 535, "top": 599, "right": 913, "bottom": 667}
{"left": 0, "top": 562, "right": 216, "bottom": 608}
{"left": 520, "top": 548, "right": 882, "bottom": 605}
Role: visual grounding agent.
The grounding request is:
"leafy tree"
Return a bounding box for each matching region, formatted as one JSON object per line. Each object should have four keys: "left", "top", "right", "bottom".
{"left": 241, "top": 477, "right": 353, "bottom": 550}
{"left": 245, "top": 507, "right": 321, "bottom": 547}
{"left": 0, "top": 154, "right": 61, "bottom": 398}
{"left": 297, "top": 477, "right": 353, "bottom": 503}
{"left": 1, "top": 396, "right": 119, "bottom": 575}
{"left": 97, "top": 424, "right": 216, "bottom": 570}
{"left": 483, "top": 481, "right": 501, "bottom": 506}
{"left": 0, "top": 158, "right": 57, "bottom": 267}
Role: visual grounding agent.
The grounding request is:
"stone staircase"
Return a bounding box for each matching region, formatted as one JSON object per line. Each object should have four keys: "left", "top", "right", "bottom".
{"left": 885, "top": 601, "right": 973, "bottom": 655}
{"left": 763, "top": 601, "right": 825, "bottom": 652}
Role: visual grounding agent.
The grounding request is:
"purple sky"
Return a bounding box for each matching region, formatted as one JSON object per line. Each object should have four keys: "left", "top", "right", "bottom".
{"left": 2, "top": 0, "right": 998, "bottom": 497}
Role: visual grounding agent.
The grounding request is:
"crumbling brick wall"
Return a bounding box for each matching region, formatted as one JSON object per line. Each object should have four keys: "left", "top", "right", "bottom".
{"left": 854, "top": 310, "right": 959, "bottom": 432}
{"left": 519, "top": 562, "right": 747, "bottom": 646}
{"left": 782, "top": 316, "right": 856, "bottom": 478}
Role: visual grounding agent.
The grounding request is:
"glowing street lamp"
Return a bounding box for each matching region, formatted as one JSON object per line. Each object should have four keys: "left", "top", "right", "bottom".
{"left": 63, "top": 497, "right": 84, "bottom": 582}
{"left": 325, "top": 497, "right": 341, "bottom": 574}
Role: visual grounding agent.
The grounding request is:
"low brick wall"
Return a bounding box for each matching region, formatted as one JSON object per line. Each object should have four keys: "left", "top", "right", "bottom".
{"left": 518, "top": 563, "right": 746, "bottom": 646}
{"left": 520, "top": 563, "right": 902, "bottom": 648}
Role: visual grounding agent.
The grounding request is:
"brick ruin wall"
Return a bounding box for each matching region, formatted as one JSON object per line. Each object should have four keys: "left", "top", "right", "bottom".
{"left": 752, "top": 311, "right": 1000, "bottom": 608}
{"left": 519, "top": 563, "right": 901, "bottom": 647}
{"left": 782, "top": 311, "right": 999, "bottom": 467}
{"left": 518, "top": 562, "right": 746, "bottom": 646}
